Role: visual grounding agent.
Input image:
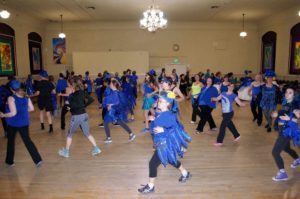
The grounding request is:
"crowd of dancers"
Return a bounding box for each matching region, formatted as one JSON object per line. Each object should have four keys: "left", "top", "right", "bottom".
{"left": 0, "top": 67, "right": 300, "bottom": 194}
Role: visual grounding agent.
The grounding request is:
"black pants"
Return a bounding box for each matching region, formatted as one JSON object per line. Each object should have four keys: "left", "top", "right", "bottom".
{"left": 196, "top": 105, "right": 216, "bottom": 132}
{"left": 191, "top": 98, "right": 200, "bottom": 122}
{"left": 272, "top": 135, "right": 298, "bottom": 170}
{"left": 102, "top": 108, "right": 107, "bottom": 120}
{"left": 216, "top": 112, "right": 240, "bottom": 143}
{"left": 250, "top": 100, "right": 262, "bottom": 125}
{"left": 104, "top": 120, "right": 132, "bottom": 138}
{"left": 60, "top": 104, "right": 69, "bottom": 129}
{"left": 149, "top": 151, "right": 181, "bottom": 178}
{"left": 179, "top": 85, "right": 188, "bottom": 96}
{"left": 6, "top": 125, "right": 42, "bottom": 165}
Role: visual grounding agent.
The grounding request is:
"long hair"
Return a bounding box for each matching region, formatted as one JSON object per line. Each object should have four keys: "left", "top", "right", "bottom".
{"left": 73, "top": 77, "right": 84, "bottom": 91}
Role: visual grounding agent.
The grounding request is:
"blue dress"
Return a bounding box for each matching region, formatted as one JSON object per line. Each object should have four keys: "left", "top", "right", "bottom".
{"left": 122, "top": 82, "right": 136, "bottom": 112}
{"left": 142, "top": 83, "right": 154, "bottom": 110}
{"left": 260, "top": 85, "right": 277, "bottom": 111}
{"left": 150, "top": 111, "right": 191, "bottom": 167}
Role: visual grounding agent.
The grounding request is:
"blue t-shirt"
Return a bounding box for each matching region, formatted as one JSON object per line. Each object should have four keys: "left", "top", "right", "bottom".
{"left": 221, "top": 92, "right": 237, "bottom": 113}
{"left": 198, "top": 86, "right": 218, "bottom": 109}
{"left": 6, "top": 95, "right": 30, "bottom": 127}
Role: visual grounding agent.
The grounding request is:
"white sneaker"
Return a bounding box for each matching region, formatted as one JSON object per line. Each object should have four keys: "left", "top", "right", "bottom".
{"left": 190, "top": 121, "right": 195, "bottom": 124}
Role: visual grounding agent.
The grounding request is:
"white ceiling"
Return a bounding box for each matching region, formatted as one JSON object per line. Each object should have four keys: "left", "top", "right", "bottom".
{"left": 4, "top": 0, "right": 300, "bottom": 22}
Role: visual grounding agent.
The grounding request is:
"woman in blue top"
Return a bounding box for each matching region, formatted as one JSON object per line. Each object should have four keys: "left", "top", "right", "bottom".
{"left": 260, "top": 71, "right": 279, "bottom": 132}
{"left": 212, "top": 83, "right": 246, "bottom": 146}
{"left": 248, "top": 74, "right": 264, "bottom": 126}
{"left": 220, "top": 75, "right": 230, "bottom": 93}
{"left": 103, "top": 79, "right": 136, "bottom": 144}
{"left": 56, "top": 73, "right": 67, "bottom": 107}
{"left": 138, "top": 91, "right": 192, "bottom": 194}
{"left": 196, "top": 77, "right": 219, "bottom": 133}
{"left": 0, "top": 80, "right": 42, "bottom": 167}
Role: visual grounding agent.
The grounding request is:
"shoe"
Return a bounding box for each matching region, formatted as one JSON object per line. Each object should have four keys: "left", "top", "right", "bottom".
{"left": 58, "top": 148, "right": 70, "bottom": 158}
{"left": 213, "top": 142, "right": 223, "bottom": 147}
{"left": 272, "top": 171, "right": 288, "bottom": 181}
{"left": 233, "top": 136, "right": 241, "bottom": 142}
{"left": 265, "top": 124, "right": 270, "bottom": 128}
{"left": 179, "top": 171, "right": 192, "bottom": 183}
{"left": 141, "top": 128, "right": 150, "bottom": 133}
{"left": 128, "top": 133, "right": 136, "bottom": 142}
{"left": 190, "top": 121, "right": 195, "bottom": 124}
{"left": 61, "top": 126, "right": 65, "bottom": 130}
{"left": 98, "top": 123, "right": 104, "bottom": 128}
{"left": 291, "top": 158, "right": 300, "bottom": 169}
{"left": 92, "top": 146, "right": 101, "bottom": 156}
{"left": 210, "top": 128, "right": 218, "bottom": 132}
{"left": 113, "top": 123, "right": 120, "bottom": 126}
{"left": 104, "top": 137, "right": 112, "bottom": 144}
{"left": 5, "top": 163, "right": 15, "bottom": 167}
{"left": 36, "top": 161, "right": 43, "bottom": 168}
{"left": 195, "top": 130, "right": 203, "bottom": 134}
{"left": 138, "top": 184, "right": 155, "bottom": 194}
{"left": 257, "top": 122, "right": 262, "bottom": 127}
{"left": 49, "top": 125, "right": 53, "bottom": 133}
{"left": 267, "top": 127, "right": 271, "bottom": 133}
{"left": 41, "top": 123, "right": 45, "bottom": 130}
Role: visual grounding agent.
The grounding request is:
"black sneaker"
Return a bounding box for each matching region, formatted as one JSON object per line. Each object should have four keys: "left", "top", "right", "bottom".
{"left": 49, "top": 125, "right": 53, "bottom": 133}
{"left": 267, "top": 127, "right": 271, "bottom": 133}
{"left": 113, "top": 123, "right": 120, "bottom": 126}
{"left": 98, "top": 123, "right": 104, "bottom": 128}
{"left": 178, "top": 172, "right": 192, "bottom": 183}
{"left": 138, "top": 184, "right": 155, "bottom": 194}
{"left": 265, "top": 124, "right": 269, "bottom": 128}
{"left": 41, "top": 123, "right": 45, "bottom": 130}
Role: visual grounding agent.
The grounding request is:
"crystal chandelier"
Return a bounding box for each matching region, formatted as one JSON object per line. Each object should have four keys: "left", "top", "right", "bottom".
{"left": 140, "top": 1, "right": 167, "bottom": 32}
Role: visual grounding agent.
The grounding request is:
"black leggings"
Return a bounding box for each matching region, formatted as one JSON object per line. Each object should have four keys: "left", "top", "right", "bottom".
{"left": 191, "top": 98, "right": 200, "bottom": 122}
{"left": 6, "top": 125, "right": 42, "bottom": 165}
{"left": 149, "top": 151, "right": 181, "bottom": 178}
{"left": 272, "top": 135, "right": 299, "bottom": 170}
{"left": 60, "top": 104, "right": 69, "bottom": 129}
{"left": 104, "top": 120, "right": 132, "bottom": 138}
{"left": 216, "top": 112, "right": 240, "bottom": 143}
{"left": 196, "top": 105, "right": 216, "bottom": 132}
{"left": 250, "top": 100, "right": 262, "bottom": 125}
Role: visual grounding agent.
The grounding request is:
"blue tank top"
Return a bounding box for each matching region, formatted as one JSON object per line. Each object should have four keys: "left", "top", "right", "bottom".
{"left": 143, "top": 83, "right": 153, "bottom": 96}
{"left": 251, "top": 84, "right": 261, "bottom": 101}
{"left": 6, "top": 95, "right": 30, "bottom": 127}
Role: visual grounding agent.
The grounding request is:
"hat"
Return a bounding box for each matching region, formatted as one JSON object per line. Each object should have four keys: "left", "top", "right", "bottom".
{"left": 39, "top": 70, "right": 48, "bottom": 78}
{"left": 159, "top": 91, "right": 176, "bottom": 103}
{"left": 148, "top": 69, "right": 156, "bottom": 76}
{"left": 10, "top": 80, "right": 21, "bottom": 90}
{"left": 264, "top": 70, "right": 276, "bottom": 78}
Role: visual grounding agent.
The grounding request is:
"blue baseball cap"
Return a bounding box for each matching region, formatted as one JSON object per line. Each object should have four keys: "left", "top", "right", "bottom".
{"left": 10, "top": 80, "right": 21, "bottom": 90}
{"left": 39, "top": 70, "right": 48, "bottom": 78}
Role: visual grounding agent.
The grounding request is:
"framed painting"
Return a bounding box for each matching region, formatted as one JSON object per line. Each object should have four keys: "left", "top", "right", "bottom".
{"left": 261, "top": 31, "right": 276, "bottom": 73}
{"left": 0, "top": 35, "right": 16, "bottom": 76}
{"left": 290, "top": 40, "right": 300, "bottom": 74}
{"left": 29, "top": 41, "right": 43, "bottom": 74}
{"left": 53, "top": 38, "right": 66, "bottom": 64}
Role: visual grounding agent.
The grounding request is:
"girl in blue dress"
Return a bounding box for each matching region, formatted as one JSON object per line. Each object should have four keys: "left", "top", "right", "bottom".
{"left": 141, "top": 70, "right": 159, "bottom": 133}
{"left": 260, "top": 70, "right": 279, "bottom": 132}
{"left": 103, "top": 79, "right": 136, "bottom": 144}
{"left": 138, "top": 91, "right": 192, "bottom": 194}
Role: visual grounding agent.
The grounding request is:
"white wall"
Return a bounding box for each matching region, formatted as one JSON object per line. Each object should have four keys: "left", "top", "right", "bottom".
{"left": 258, "top": 6, "right": 300, "bottom": 78}
{"left": 44, "top": 21, "right": 260, "bottom": 76}
{"left": 0, "top": 10, "right": 45, "bottom": 78}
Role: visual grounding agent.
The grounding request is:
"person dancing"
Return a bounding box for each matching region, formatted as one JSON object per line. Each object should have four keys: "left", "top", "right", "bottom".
{"left": 0, "top": 80, "right": 42, "bottom": 167}
{"left": 58, "top": 77, "right": 101, "bottom": 158}
{"left": 138, "top": 91, "right": 192, "bottom": 194}
{"left": 196, "top": 77, "right": 219, "bottom": 133}
{"left": 212, "top": 83, "right": 246, "bottom": 146}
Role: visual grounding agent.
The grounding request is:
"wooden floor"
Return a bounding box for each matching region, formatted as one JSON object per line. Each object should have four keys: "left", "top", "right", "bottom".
{"left": 0, "top": 94, "right": 300, "bottom": 199}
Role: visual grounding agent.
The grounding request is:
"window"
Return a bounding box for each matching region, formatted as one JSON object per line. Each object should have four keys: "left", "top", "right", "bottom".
{"left": 261, "top": 31, "right": 276, "bottom": 73}
{"left": 289, "top": 23, "right": 300, "bottom": 74}
{"left": 28, "top": 32, "right": 43, "bottom": 74}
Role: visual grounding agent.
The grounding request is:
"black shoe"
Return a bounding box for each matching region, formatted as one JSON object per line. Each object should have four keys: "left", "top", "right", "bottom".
{"left": 61, "top": 126, "right": 65, "bottom": 130}
{"left": 257, "top": 122, "right": 262, "bottom": 127}
{"left": 98, "top": 123, "right": 104, "bottom": 128}
{"left": 267, "top": 127, "right": 271, "bottom": 132}
{"left": 41, "top": 123, "right": 45, "bottom": 130}
{"left": 179, "top": 172, "right": 192, "bottom": 183}
{"left": 113, "top": 123, "right": 120, "bottom": 126}
{"left": 49, "top": 125, "right": 53, "bottom": 133}
{"left": 138, "top": 184, "right": 155, "bottom": 194}
{"left": 265, "top": 124, "right": 269, "bottom": 128}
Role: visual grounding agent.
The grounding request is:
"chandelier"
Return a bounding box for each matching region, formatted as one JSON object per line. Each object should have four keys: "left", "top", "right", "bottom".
{"left": 0, "top": 0, "right": 10, "bottom": 19}
{"left": 58, "top": 14, "right": 66, "bottom": 39}
{"left": 140, "top": 1, "right": 167, "bottom": 32}
{"left": 239, "top": 13, "right": 247, "bottom": 38}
